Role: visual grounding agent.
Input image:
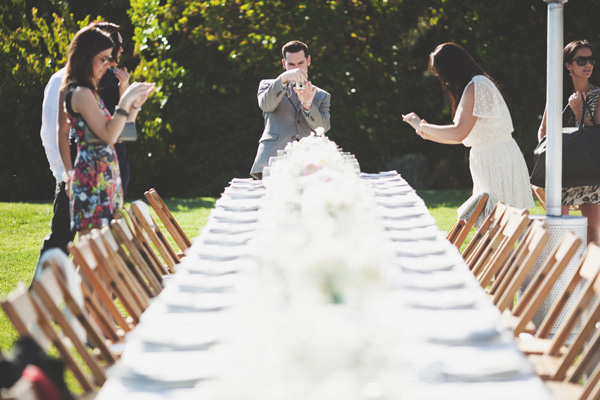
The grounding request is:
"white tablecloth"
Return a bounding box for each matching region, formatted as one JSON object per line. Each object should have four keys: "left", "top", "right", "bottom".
{"left": 96, "top": 169, "right": 554, "bottom": 400}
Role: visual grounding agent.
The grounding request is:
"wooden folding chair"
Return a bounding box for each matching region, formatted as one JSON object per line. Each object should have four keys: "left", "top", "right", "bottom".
{"left": 98, "top": 225, "right": 161, "bottom": 299}
{"left": 129, "top": 201, "right": 180, "bottom": 273}
{"left": 473, "top": 212, "right": 531, "bottom": 288}
{"left": 111, "top": 215, "right": 167, "bottom": 282}
{"left": 31, "top": 266, "right": 118, "bottom": 383}
{"left": 87, "top": 229, "right": 149, "bottom": 319}
{"left": 532, "top": 184, "right": 579, "bottom": 212}
{"left": 532, "top": 185, "right": 546, "bottom": 210}
{"left": 532, "top": 282, "right": 600, "bottom": 398}
{"left": 144, "top": 188, "right": 192, "bottom": 252}
{"left": 490, "top": 220, "right": 550, "bottom": 310}
{"left": 465, "top": 203, "right": 529, "bottom": 271}
{"left": 461, "top": 202, "right": 508, "bottom": 263}
{"left": 446, "top": 192, "right": 489, "bottom": 249}
{"left": 518, "top": 242, "right": 600, "bottom": 357}
{"left": 1, "top": 284, "right": 98, "bottom": 393}
{"left": 502, "top": 231, "right": 582, "bottom": 336}
{"left": 68, "top": 238, "right": 135, "bottom": 334}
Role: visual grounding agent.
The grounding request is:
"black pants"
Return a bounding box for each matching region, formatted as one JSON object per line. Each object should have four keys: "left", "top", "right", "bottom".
{"left": 115, "top": 142, "right": 129, "bottom": 198}
{"left": 33, "top": 181, "right": 76, "bottom": 277}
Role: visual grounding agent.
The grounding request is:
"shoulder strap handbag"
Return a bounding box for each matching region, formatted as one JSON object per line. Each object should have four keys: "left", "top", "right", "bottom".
{"left": 83, "top": 121, "right": 137, "bottom": 144}
{"left": 530, "top": 96, "right": 600, "bottom": 187}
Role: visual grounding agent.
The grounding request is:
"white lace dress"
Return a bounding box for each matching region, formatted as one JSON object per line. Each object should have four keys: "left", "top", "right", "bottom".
{"left": 456, "top": 75, "right": 535, "bottom": 219}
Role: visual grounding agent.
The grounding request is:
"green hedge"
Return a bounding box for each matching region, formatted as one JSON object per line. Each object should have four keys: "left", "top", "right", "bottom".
{"left": 1, "top": 0, "right": 598, "bottom": 200}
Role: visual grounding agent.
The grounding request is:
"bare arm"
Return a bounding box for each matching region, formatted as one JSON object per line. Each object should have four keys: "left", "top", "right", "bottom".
{"left": 403, "top": 84, "right": 477, "bottom": 144}
{"left": 538, "top": 108, "right": 547, "bottom": 141}
{"left": 71, "top": 83, "right": 154, "bottom": 145}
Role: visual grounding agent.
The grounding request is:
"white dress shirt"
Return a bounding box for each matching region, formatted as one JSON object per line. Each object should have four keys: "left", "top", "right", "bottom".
{"left": 40, "top": 67, "right": 66, "bottom": 183}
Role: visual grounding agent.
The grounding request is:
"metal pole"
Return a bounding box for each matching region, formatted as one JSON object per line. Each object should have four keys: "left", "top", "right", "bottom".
{"left": 544, "top": 0, "right": 567, "bottom": 216}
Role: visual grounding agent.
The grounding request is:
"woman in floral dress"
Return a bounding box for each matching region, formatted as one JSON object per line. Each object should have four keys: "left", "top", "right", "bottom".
{"left": 61, "top": 26, "right": 154, "bottom": 234}
{"left": 538, "top": 40, "right": 600, "bottom": 244}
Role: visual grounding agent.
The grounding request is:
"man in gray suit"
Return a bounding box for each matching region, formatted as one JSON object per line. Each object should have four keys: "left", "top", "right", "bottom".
{"left": 250, "top": 40, "right": 331, "bottom": 179}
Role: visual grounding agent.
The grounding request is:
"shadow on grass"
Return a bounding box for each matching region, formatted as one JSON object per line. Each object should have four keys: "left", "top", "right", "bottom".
{"left": 416, "top": 189, "right": 472, "bottom": 209}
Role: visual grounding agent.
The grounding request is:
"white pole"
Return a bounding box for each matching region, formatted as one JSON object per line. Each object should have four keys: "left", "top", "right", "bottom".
{"left": 544, "top": 0, "right": 567, "bottom": 216}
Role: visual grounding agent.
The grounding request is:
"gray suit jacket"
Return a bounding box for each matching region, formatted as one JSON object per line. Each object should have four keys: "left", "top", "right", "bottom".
{"left": 250, "top": 77, "right": 331, "bottom": 177}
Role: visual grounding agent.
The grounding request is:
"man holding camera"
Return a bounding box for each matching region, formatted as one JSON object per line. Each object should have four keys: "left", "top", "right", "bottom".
{"left": 250, "top": 40, "right": 331, "bottom": 179}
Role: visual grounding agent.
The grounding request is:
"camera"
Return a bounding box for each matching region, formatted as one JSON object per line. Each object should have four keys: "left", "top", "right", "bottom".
{"left": 297, "top": 80, "right": 306, "bottom": 90}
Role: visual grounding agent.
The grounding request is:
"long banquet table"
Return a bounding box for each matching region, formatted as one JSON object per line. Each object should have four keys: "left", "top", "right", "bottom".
{"left": 96, "top": 136, "right": 555, "bottom": 400}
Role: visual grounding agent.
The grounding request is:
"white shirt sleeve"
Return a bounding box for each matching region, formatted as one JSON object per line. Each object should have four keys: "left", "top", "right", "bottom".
{"left": 40, "top": 68, "right": 66, "bottom": 182}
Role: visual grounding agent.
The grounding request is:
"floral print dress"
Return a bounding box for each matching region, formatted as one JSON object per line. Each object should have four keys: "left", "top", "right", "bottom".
{"left": 562, "top": 85, "right": 600, "bottom": 205}
{"left": 66, "top": 83, "right": 122, "bottom": 231}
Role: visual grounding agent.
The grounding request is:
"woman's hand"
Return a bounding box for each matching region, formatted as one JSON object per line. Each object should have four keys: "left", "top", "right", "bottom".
{"left": 112, "top": 67, "right": 131, "bottom": 95}
{"left": 416, "top": 130, "right": 431, "bottom": 141}
{"left": 119, "top": 82, "right": 155, "bottom": 110}
{"left": 402, "top": 112, "right": 423, "bottom": 130}
{"left": 568, "top": 91, "right": 585, "bottom": 116}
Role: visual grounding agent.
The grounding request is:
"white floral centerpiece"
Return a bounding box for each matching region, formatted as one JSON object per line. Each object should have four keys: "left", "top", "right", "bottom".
{"left": 196, "top": 135, "right": 413, "bottom": 399}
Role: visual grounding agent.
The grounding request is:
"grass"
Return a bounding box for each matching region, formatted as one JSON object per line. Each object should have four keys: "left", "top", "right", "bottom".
{"left": 0, "top": 196, "right": 216, "bottom": 352}
{"left": 0, "top": 190, "right": 546, "bottom": 353}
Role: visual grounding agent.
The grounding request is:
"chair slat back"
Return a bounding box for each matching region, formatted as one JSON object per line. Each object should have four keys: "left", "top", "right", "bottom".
{"left": 99, "top": 226, "right": 158, "bottom": 300}
{"left": 1, "top": 284, "right": 52, "bottom": 352}
{"left": 114, "top": 211, "right": 170, "bottom": 276}
{"left": 145, "top": 188, "right": 192, "bottom": 251}
{"left": 87, "top": 231, "right": 145, "bottom": 322}
{"left": 475, "top": 213, "right": 531, "bottom": 288}
{"left": 467, "top": 204, "right": 528, "bottom": 273}
{"left": 510, "top": 231, "right": 581, "bottom": 335}
{"left": 129, "top": 201, "right": 179, "bottom": 273}
{"left": 531, "top": 185, "right": 546, "bottom": 210}
{"left": 462, "top": 202, "right": 508, "bottom": 263}
{"left": 447, "top": 193, "right": 489, "bottom": 249}
{"left": 1, "top": 285, "right": 96, "bottom": 393}
{"left": 110, "top": 218, "right": 164, "bottom": 293}
{"left": 32, "top": 267, "right": 116, "bottom": 387}
{"left": 69, "top": 240, "right": 133, "bottom": 334}
{"left": 548, "top": 244, "right": 600, "bottom": 381}
{"left": 492, "top": 220, "right": 550, "bottom": 310}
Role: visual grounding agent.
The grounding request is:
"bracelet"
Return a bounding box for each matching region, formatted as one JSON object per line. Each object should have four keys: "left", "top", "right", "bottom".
{"left": 131, "top": 105, "right": 142, "bottom": 111}
{"left": 114, "top": 106, "right": 129, "bottom": 117}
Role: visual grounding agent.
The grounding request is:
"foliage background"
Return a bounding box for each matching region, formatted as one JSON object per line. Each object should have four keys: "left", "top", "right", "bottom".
{"left": 1, "top": 0, "right": 599, "bottom": 201}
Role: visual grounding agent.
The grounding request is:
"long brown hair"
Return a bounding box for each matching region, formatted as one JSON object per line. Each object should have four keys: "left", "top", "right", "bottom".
{"left": 62, "top": 27, "right": 114, "bottom": 91}
{"left": 429, "top": 43, "right": 500, "bottom": 117}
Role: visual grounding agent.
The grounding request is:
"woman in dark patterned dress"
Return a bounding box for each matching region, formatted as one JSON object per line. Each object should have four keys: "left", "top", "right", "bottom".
{"left": 61, "top": 26, "right": 154, "bottom": 234}
{"left": 538, "top": 40, "right": 600, "bottom": 244}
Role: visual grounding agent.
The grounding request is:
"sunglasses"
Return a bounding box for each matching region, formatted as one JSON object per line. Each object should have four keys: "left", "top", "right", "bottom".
{"left": 96, "top": 54, "right": 116, "bottom": 65}
{"left": 572, "top": 56, "right": 596, "bottom": 66}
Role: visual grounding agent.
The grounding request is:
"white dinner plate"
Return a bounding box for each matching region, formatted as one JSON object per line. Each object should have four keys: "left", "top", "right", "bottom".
{"left": 108, "top": 350, "right": 221, "bottom": 388}
{"left": 383, "top": 215, "right": 437, "bottom": 230}
{"left": 418, "top": 344, "right": 533, "bottom": 382}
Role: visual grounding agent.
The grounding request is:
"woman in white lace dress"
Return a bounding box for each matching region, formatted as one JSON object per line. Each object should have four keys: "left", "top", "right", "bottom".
{"left": 538, "top": 40, "right": 600, "bottom": 244}
{"left": 403, "top": 42, "right": 534, "bottom": 220}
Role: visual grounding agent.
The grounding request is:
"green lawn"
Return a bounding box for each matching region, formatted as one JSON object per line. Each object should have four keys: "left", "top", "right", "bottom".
{"left": 0, "top": 196, "right": 216, "bottom": 352}
{"left": 0, "top": 190, "right": 545, "bottom": 353}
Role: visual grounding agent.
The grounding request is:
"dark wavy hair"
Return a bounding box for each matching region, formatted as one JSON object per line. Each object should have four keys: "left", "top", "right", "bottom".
{"left": 63, "top": 27, "right": 114, "bottom": 91}
{"left": 282, "top": 40, "right": 308, "bottom": 59}
{"left": 429, "top": 42, "right": 500, "bottom": 117}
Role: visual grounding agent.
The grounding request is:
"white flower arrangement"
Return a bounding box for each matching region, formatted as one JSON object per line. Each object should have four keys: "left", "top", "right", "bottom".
{"left": 195, "top": 136, "right": 411, "bottom": 400}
